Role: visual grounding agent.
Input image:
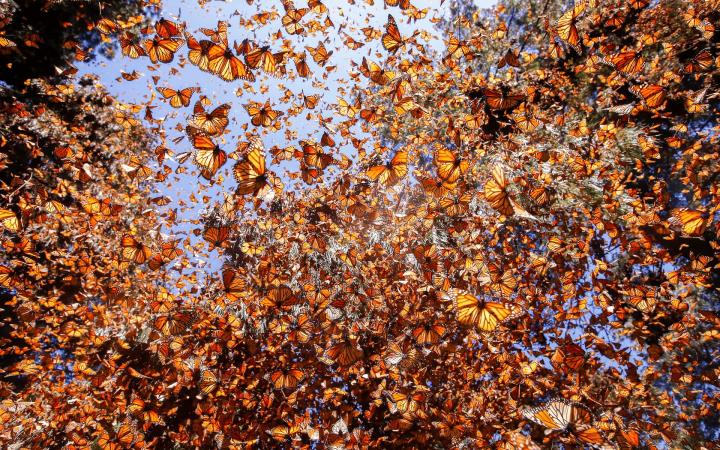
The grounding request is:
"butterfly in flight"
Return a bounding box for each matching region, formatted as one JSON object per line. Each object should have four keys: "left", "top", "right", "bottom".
{"left": 366, "top": 151, "right": 408, "bottom": 186}
{"left": 522, "top": 398, "right": 608, "bottom": 447}
{"left": 382, "top": 15, "right": 407, "bottom": 54}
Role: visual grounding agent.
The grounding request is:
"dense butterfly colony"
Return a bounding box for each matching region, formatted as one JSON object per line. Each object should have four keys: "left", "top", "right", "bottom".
{"left": 1, "top": 0, "right": 720, "bottom": 448}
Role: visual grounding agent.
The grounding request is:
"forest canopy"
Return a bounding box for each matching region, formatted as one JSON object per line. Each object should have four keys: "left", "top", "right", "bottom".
{"left": 1, "top": 0, "right": 719, "bottom": 448}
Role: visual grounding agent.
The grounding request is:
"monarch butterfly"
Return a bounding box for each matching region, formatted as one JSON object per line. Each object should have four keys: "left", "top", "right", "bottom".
{"left": 307, "top": 0, "right": 328, "bottom": 13}
{"left": 527, "top": 184, "right": 552, "bottom": 206}
{"left": 522, "top": 398, "right": 607, "bottom": 446}
{"left": 629, "top": 0, "right": 649, "bottom": 8}
{"left": 244, "top": 101, "right": 281, "bottom": 127}
{"left": 405, "top": 5, "right": 429, "bottom": 22}
{"left": 245, "top": 46, "right": 286, "bottom": 73}
{"left": 266, "top": 423, "right": 301, "bottom": 441}
{"left": 200, "top": 20, "right": 228, "bottom": 43}
{"left": 360, "top": 105, "right": 384, "bottom": 123}
{"left": 192, "top": 134, "right": 227, "bottom": 180}
{"left": 281, "top": 7, "right": 308, "bottom": 35}
{"left": 484, "top": 166, "right": 514, "bottom": 216}
{"left": 616, "top": 426, "right": 641, "bottom": 450}
{"left": 143, "top": 36, "right": 182, "bottom": 63}
{"left": 186, "top": 34, "right": 214, "bottom": 71}
{"left": 411, "top": 323, "right": 445, "bottom": 345}
{"left": 498, "top": 48, "right": 521, "bottom": 68}
{"left": 390, "top": 78, "right": 411, "bottom": 103}
{"left": 670, "top": 208, "right": 711, "bottom": 236}
{"left": 451, "top": 290, "right": 514, "bottom": 332}
{"left": 421, "top": 176, "right": 456, "bottom": 198}
{"left": 556, "top": 2, "right": 586, "bottom": 49}
{"left": 684, "top": 88, "right": 709, "bottom": 114}
{"left": 695, "top": 19, "right": 715, "bottom": 39}
{"left": 493, "top": 21, "right": 508, "bottom": 39}
{"left": 382, "top": 15, "right": 405, "bottom": 54}
{"left": 94, "top": 18, "right": 119, "bottom": 34}
{"left": 337, "top": 97, "right": 360, "bottom": 118}
{"left": 156, "top": 86, "right": 198, "bottom": 108}
{"left": 413, "top": 244, "right": 439, "bottom": 276}
{"left": 261, "top": 285, "right": 298, "bottom": 310}
{"left": 447, "top": 36, "right": 473, "bottom": 60}
{"left": 119, "top": 32, "right": 146, "bottom": 59}
{"left": 303, "top": 93, "right": 320, "bottom": 109}
{"left": 0, "top": 265, "right": 11, "bottom": 287}
{"left": 120, "top": 70, "right": 141, "bottom": 81}
{"left": 548, "top": 38, "right": 566, "bottom": 59}
{"left": 320, "top": 132, "right": 335, "bottom": 147}
{"left": 385, "top": 0, "right": 411, "bottom": 8}
{"left": 287, "top": 313, "right": 312, "bottom": 344}
{"left": 114, "top": 109, "right": 141, "bottom": 129}
{"left": 458, "top": 113, "right": 483, "bottom": 130}
{"left": 325, "top": 339, "right": 363, "bottom": 365}
{"left": 435, "top": 144, "right": 469, "bottom": 183}
{"left": 149, "top": 289, "right": 174, "bottom": 314}
{"left": 198, "top": 369, "right": 218, "bottom": 395}
{"left": 128, "top": 397, "right": 163, "bottom": 425}
{"left": 147, "top": 241, "right": 182, "bottom": 271}
{"left": 270, "top": 144, "right": 297, "bottom": 163}
{"left": 384, "top": 339, "right": 420, "bottom": 369}
{"left": 94, "top": 428, "right": 124, "bottom": 450}
{"left": 121, "top": 235, "right": 151, "bottom": 264}
{"left": 269, "top": 368, "right": 304, "bottom": 389}
{"left": 203, "top": 224, "right": 230, "bottom": 247}
{"left": 608, "top": 51, "right": 644, "bottom": 74}
{"left": 154, "top": 311, "right": 194, "bottom": 336}
{"left": 439, "top": 191, "right": 473, "bottom": 217}
{"left": 305, "top": 42, "right": 333, "bottom": 66}
{"left": 385, "top": 390, "right": 426, "bottom": 417}
{"left": 124, "top": 154, "right": 150, "bottom": 179}
{"left": 623, "top": 286, "right": 656, "bottom": 313}
{"left": 301, "top": 140, "right": 333, "bottom": 169}
{"left": 0, "top": 209, "right": 19, "bottom": 232}
{"left": 234, "top": 137, "right": 277, "bottom": 198}
{"left": 155, "top": 18, "right": 181, "bottom": 38}
{"left": 221, "top": 268, "right": 245, "bottom": 300}
{"left": 82, "top": 197, "right": 114, "bottom": 217}
{"left": 683, "top": 49, "right": 713, "bottom": 73}
{"left": 233, "top": 38, "right": 255, "bottom": 56}
{"left": 512, "top": 105, "right": 540, "bottom": 132}
{"left": 500, "top": 429, "right": 542, "bottom": 450}
{"left": 361, "top": 25, "right": 382, "bottom": 41}
{"left": 359, "top": 57, "right": 396, "bottom": 85}
{"left": 630, "top": 84, "right": 665, "bottom": 108}
{"left": 487, "top": 263, "right": 518, "bottom": 296}
{"left": 343, "top": 33, "right": 364, "bottom": 50}
{"left": 116, "top": 421, "right": 144, "bottom": 448}
{"left": 394, "top": 97, "right": 422, "bottom": 117}
{"left": 294, "top": 52, "right": 311, "bottom": 78}
{"left": 366, "top": 151, "right": 408, "bottom": 185}
{"left": 207, "top": 42, "right": 255, "bottom": 82}
{"left": 550, "top": 344, "right": 586, "bottom": 372}
{"left": 189, "top": 102, "right": 230, "bottom": 136}
{"left": 482, "top": 86, "right": 525, "bottom": 110}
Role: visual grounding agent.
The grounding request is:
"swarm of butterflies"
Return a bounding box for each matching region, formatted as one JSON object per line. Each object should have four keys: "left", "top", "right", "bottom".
{"left": 1, "top": 0, "right": 720, "bottom": 448}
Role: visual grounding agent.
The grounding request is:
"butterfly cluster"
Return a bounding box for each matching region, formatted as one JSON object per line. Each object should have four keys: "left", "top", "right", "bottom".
{"left": 1, "top": 0, "right": 720, "bottom": 448}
